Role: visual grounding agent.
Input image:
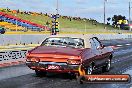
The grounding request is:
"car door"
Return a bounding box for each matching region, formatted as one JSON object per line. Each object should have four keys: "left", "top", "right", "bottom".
{"left": 89, "top": 38, "right": 102, "bottom": 68}
{"left": 92, "top": 37, "right": 106, "bottom": 67}
{"left": 94, "top": 37, "right": 110, "bottom": 59}
{"left": 94, "top": 37, "right": 111, "bottom": 61}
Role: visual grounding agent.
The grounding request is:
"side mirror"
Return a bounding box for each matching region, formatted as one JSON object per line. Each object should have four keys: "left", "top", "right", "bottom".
{"left": 101, "top": 45, "right": 105, "bottom": 48}
{"left": 97, "top": 45, "right": 105, "bottom": 50}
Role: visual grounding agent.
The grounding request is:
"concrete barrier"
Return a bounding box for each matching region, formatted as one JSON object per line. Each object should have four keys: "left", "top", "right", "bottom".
{"left": 0, "top": 34, "right": 49, "bottom": 45}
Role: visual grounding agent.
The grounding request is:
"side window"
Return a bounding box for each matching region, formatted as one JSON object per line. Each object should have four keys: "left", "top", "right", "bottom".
{"left": 93, "top": 38, "right": 101, "bottom": 49}
{"left": 89, "top": 38, "right": 96, "bottom": 50}
{"left": 73, "top": 38, "right": 84, "bottom": 47}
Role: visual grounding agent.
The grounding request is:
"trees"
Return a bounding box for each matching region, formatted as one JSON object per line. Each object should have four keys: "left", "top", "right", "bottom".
{"left": 107, "top": 17, "right": 111, "bottom": 25}
{"left": 107, "top": 15, "right": 127, "bottom": 29}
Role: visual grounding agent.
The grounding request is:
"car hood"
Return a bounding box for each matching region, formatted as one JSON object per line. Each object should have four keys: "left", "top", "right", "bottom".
{"left": 30, "top": 46, "right": 86, "bottom": 56}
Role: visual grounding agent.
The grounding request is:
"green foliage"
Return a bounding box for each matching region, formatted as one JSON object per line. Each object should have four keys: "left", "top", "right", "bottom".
{"left": 5, "top": 12, "right": 116, "bottom": 33}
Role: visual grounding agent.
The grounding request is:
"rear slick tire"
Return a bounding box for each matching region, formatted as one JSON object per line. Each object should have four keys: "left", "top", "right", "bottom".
{"left": 35, "top": 70, "right": 47, "bottom": 77}
{"left": 77, "top": 76, "right": 85, "bottom": 84}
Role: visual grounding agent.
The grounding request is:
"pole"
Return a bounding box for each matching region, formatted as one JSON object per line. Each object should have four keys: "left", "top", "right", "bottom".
{"left": 84, "top": 20, "right": 86, "bottom": 33}
{"left": 15, "top": 14, "right": 17, "bottom": 31}
{"left": 104, "top": 0, "right": 106, "bottom": 29}
{"left": 16, "top": 19, "right": 17, "bottom": 31}
{"left": 129, "top": 1, "right": 131, "bottom": 31}
{"left": 85, "top": 22, "right": 86, "bottom": 33}
{"left": 56, "top": 0, "right": 59, "bottom": 34}
{"left": 56, "top": 0, "right": 59, "bottom": 14}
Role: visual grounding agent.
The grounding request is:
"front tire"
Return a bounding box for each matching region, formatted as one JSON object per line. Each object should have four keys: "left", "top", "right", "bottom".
{"left": 86, "top": 64, "right": 93, "bottom": 75}
{"left": 102, "top": 59, "right": 111, "bottom": 72}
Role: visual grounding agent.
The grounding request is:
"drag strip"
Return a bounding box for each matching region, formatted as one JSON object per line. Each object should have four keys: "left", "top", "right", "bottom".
{"left": 0, "top": 39, "right": 132, "bottom": 88}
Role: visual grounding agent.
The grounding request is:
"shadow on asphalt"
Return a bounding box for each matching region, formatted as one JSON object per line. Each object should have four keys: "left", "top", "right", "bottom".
{"left": 32, "top": 68, "right": 115, "bottom": 80}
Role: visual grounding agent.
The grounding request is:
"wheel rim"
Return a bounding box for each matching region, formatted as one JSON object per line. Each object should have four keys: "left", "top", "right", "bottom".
{"left": 87, "top": 65, "right": 93, "bottom": 75}
{"left": 107, "top": 59, "right": 111, "bottom": 70}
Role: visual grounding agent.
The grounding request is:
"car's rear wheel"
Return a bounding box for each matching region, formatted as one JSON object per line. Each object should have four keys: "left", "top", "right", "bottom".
{"left": 35, "top": 70, "right": 47, "bottom": 77}
{"left": 77, "top": 76, "right": 85, "bottom": 84}
{"left": 78, "top": 64, "right": 93, "bottom": 76}
{"left": 77, "top": 64, "right": 93, "bottom": 84}
{"left": 102, "top": 59, "right": 111, "bottom": 72}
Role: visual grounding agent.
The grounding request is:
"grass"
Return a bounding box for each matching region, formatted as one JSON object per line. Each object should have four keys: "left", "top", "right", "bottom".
{"left": 3, "top": 12, "right": 132, "bottom": 34}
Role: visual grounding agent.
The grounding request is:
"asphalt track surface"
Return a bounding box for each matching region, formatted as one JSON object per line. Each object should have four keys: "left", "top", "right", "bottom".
{"left": 0, "top": 39, "right": 132, "bottom": 88}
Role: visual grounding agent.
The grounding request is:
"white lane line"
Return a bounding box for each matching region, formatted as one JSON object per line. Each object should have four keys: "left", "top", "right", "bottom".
{"left": 124, "top": 68, "right": 132, "bottom": 74}
{"left": 126, "top": 44, "right": 131, "bottom": 46}
{"left": 116, "top": 45, "right": 123, "bottom": 47}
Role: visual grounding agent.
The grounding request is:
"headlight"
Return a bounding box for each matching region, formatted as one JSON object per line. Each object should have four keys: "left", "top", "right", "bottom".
{"left": 67, "top": 59, "right": 81, "bottom": 65}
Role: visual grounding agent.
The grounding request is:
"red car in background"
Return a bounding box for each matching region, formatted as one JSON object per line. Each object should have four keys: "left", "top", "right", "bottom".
{"left": 26, "top": 35, "right": 113, "bottom": 77}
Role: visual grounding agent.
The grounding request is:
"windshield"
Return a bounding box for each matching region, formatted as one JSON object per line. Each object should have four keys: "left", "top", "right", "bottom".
{"left": 41, "top": 37, "right": 84, "bottom": 48}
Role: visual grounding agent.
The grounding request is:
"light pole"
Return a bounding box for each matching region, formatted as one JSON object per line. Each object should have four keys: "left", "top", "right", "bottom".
{"left": 104, "top": 0, "right": 106, "bottom": 29}
{"left": 129, "top": 1, "right": 132, "bottom": 31}
{"left": 15, "top": 14, "right": 17, "bottom": 31}
{"left": 85, "top": 21, "right": 86, "bottom": 33}
{"left": 56, "top": 0, "right": 59, "bottom": 14}
{"left": 84, "top": 19, "right": 86, "bottom": 33}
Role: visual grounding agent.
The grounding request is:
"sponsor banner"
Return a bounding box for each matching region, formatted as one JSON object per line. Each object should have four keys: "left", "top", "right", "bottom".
{"left": 0, "top": 50, "right": 27, "bottom": 61}
{"left": 78, "top": 75, "right": 131, "bottom": 84}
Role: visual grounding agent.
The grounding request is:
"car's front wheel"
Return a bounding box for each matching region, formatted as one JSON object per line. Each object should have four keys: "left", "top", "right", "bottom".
{"left": 35, "top": 70, "right": 47, "bottom": 77}
{"left": 86, "top": 64, "right": 93, "bottom": 75}
{"left": 102, "top": 59, "right": 111, "bottom": 72}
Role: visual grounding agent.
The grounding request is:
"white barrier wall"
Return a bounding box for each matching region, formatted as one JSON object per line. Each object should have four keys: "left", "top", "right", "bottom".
{"left": 0, "top": 34, "right": 49, "bottom": 45}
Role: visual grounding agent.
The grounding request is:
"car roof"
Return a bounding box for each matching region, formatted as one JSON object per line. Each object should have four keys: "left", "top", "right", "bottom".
{"left": 49, "top": 34, "right": 95, "bottom": 48}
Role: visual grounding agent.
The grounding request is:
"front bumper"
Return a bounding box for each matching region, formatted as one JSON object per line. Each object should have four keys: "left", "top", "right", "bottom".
{"left": 26, "top": 61, "right": 79, "bottom": 73}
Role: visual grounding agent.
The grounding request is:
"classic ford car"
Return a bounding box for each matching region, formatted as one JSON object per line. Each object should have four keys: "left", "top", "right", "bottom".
{"left": 26, "top": 35, "right": 113, "bottom": 77}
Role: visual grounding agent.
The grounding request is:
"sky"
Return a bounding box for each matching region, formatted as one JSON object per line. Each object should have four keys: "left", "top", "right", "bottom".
{"left": 0, "top": 0, "right": 131, "bottom": 23}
